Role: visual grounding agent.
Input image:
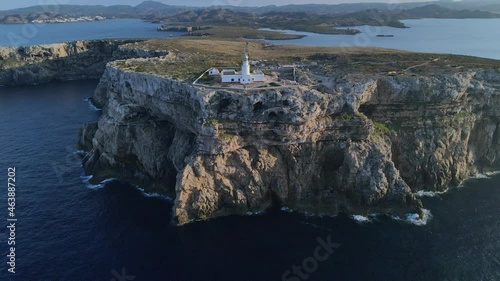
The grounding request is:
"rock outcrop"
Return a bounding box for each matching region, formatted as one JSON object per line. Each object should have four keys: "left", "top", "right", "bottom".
{"left": 5, "top": 39, "right": 499, "bottom": 225}
{"left": 77, "top": 62, "right": 500, "bottom": 225}
{"left": 0, "top": 40, "right": 167, "bottom": 86}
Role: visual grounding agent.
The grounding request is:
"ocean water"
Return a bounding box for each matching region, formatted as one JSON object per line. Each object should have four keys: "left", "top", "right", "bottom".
{"left": 1, "top": 81, "right": 500, "bottom": 281}
{"left": 0, "top": 19, "right": 184, "bottom": 47}
{"left": 1, "top": 18, "right": 500, "bottom": 281}
{"left": 264, "top": 18, "right": 500, "bottom": 60}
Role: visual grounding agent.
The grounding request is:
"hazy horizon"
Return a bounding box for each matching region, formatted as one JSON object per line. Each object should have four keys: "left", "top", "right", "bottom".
{"left": 0, "top": 0, "right": 440, "bottom": 11}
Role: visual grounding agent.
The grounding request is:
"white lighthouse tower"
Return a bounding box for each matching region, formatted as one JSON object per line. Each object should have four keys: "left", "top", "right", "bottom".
{"left": 219, "top": 42, "right": 265, "bottom": 84}
{"left": 241, "top": 42, "right": 251, "bottom": 83}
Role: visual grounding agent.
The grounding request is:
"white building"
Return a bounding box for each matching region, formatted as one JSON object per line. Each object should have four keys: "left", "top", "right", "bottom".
{"left": 215, "top": 43, "right": 265, "bottom": 84}
{"left": 208, "top": 68, "right": 220, "bottom": 75}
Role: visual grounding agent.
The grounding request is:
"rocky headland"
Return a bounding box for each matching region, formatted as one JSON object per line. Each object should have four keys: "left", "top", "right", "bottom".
{"left": 80, "top": 61, "right": 500, "bottom": 224}
{"left": 2, "top": 38, "right": 499, "bottom": 225}
{"left": 0, "top": 39, "right": 167, "bottom": 86}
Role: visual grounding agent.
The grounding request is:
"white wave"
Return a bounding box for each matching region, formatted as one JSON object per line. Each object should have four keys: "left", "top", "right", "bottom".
{"left": 83, "top": 97, "right": 101, "bottom": 111}
{"left": 83, "top": 177, "right": 117, "bottom": 190}
{"left": 351, "top": 215, "right": 371, "bottom": 223}
{"left": 469, "top": 170, "right": 500, "bottom": 180}
{"left": 74, "top": 150, "right": 86, "bottom": 155}
{"left": 133, "top": 185, "right": 173, "bottom": 201}
{"left": 280, "top": 206, "right": 293, "bottom": 213}
{"left": 473, "top": 173, "right": 490, "bottom": 179}
{"left": 80, "top": 175, "right": 93, "bottom": 181}
{"left": 86, "top": 183, "right": 105, "bottom": 190}
{"left": 392, "top": 209, "right": 432, "bottom": 226}
{"left": 100, "top": 178, "right": 117, "bottom": 184}
{"left": 246, "top": 211, "right": 265, "bottom": 216}
{"left": 415, "top": 189, "right": 448, "bottom": 197}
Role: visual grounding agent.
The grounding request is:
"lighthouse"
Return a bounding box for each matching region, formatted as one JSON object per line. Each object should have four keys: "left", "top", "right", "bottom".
{"left": 241, "top": 42, "right": 251, "bottom": 77}
{"left": 218, "top": 42, "right": 265, "bottom": 84}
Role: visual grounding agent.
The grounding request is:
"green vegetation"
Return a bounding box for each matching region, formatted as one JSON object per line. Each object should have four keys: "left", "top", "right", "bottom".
{"left": 373, "top": 121, "right": 392, "bottom": 135}
{"left": 340, "top": 113, "right": 356, "bottom": 121}
{"left": 198, "top": 74, "right": 217, "bottom": 84}
{"left": 311, "top": 52, "right": 500, "bottom": 76}
{"left": 203, "top": 117, "right": 236, "bottom": 126}
{"left": 329, "top": 112, "right": 367, "bottom": 122}
{"left": 114, "top": 37, "right": 500, "bottom": 81}
{"left": 155, "top": 9, "right": 363, "bottom": 36}
{"left": 117, "top": 38, "right": 397, "bottom": 80}
{"left": 0, "top": 58, "right": 21, "bottom": 68}
{"left": 204, "top": 118, "right": 219, "bottom": 126}
{"left": 185, "top": 26, "right": 305, "bottom": 40}
{"left": 219, "top": 131, "right": 237, "bottom": 140}
{"left": 456, "top": 112, "right": 475, "bottom": 118}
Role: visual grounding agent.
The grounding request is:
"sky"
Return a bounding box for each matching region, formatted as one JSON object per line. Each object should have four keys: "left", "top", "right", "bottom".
{"left": 0, "top": 0, "right": 438, "bottom": 11}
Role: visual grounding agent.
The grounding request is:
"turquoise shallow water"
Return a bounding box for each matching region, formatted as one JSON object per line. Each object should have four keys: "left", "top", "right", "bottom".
{"left": 263, "top": 18, "right": 500, "bottom": 59}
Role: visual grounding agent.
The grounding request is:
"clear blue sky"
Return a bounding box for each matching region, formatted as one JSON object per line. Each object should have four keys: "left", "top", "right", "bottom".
{"left": 0, "top": 0, "right": 433, "bottom": 11}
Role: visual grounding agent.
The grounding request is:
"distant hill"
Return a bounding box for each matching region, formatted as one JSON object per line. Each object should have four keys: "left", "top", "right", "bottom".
{"left": 2, "top": 0, "right": 500, "bottom": 18}
{"left": 231, "top": 1, "right": 500, "bottom": 15}
{"left": 0, "top": 1, "right": 188, "bottom": 18}
{"left": 0, "top": 1, "right": 498, "bottom": 26}
{"left": 153, "top": 4, "right": 500, "bottom": 30}
{"left": 157, "top": 8, "right": 405, "bottom": 32}
{"left": 135, "top": 1, "right": 172, "bottom": 10}
{"left": 160, "top": 8, "right": 257, "bottom": 26}
{"left": 400, "top": 4, "right": 500, "bottom": 19}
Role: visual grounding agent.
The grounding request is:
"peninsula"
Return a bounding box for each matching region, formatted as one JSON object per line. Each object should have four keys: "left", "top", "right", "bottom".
{"left": 1, "top": 38, "right": 499, "bottom": 225}
{"left": 0, "top": 13, "right": 107, "bottom": 24}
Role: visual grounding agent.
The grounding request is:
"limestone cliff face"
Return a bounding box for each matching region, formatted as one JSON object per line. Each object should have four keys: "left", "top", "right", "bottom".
{"left": 0, "top": 40, "right": 166, "bottom": 86}
{"left": 78, "top": 63, "right": 500, "bottom": 224}
{"left": 357, "top": 70, "right": 500, "bottom": 190}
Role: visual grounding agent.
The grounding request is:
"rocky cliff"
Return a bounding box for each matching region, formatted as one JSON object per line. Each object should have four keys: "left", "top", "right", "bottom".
{"left": 0, "top": 40, "right": 167, "bottom": 86}
{"left": 77, "top": 61, "right": 500, "bottom": 225}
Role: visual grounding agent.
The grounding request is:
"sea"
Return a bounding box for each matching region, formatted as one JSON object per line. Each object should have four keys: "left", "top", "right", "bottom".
{"left": 263, "top": 18, "right": 500, "bottom": 60}
{"left": 0, "top": 19, "right": 500, "bottom": 281}
{"left": 0, "top": 19, "right": 184, "bottom": 46}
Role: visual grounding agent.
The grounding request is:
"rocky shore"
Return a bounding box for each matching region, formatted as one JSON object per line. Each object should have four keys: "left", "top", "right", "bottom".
{"left": 79, "top": 59, "right": 500, "bottom": 225}
{"left": 0, "top": 39, "right": 166, "bottom": 86}
{"left": 2, "top": 39, "right": 499, "bottom": 225}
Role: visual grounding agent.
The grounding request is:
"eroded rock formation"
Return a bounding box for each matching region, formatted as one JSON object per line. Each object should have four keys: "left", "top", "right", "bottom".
{"left": 0, "top": 40, "right": 166, "bottom": 86}
{"left": 77, "top": 64, "right": 500, "bottom": 224}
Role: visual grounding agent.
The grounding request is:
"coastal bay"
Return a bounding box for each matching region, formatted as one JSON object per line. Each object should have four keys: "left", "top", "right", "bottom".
{"left": 263, "top": 18, "right": 500, "bottom": 60}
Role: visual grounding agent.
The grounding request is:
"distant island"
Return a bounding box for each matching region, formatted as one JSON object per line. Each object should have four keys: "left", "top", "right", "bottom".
{"left": 151, "top": 4, "right": 500, "bottom": 38}
{"left": 0, "top": 1, "right": 499, "bottom": 37}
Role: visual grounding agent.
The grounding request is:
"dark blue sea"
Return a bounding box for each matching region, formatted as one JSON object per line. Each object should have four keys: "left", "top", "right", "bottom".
{"left": 1, "top": 80, "right": 500, "bottom": 281}
{"left": 1, "top": 18, "right": 500, "bottom": 281}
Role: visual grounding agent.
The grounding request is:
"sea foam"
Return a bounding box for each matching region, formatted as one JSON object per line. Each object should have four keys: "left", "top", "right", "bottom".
{"left": 81, "top": 175, "right": 117, "bottom": 190}
{"left": 415, "top": 189, "right": 448, "bottom": 198}
{"left": 392, "top": 209, "right": 432, "bottom": 226}
{"left": 351, "top": 215, "right": 371, "bottom": 223}
{"left": 83, "top": 97, "right": 101, "bottom": 111}
{"left": 133, "top": 185, "right": 173, "bottom": 202}
{"left": 280, "top": 207, "right": 293, "bottom": 213}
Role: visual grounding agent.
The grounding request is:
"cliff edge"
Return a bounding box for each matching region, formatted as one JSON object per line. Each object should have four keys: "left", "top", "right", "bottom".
{"left": 76, "top": 41, "right": 500, "bottom": 224}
